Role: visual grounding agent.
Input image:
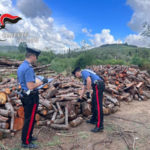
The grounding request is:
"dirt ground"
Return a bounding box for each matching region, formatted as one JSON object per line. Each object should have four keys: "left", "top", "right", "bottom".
{"left": 1, "top": 99, "right": 150, "bottom": 150}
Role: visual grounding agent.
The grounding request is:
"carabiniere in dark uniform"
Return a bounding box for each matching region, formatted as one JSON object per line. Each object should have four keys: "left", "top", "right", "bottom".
{"left": 72, "top": 67, "right": 105, "bottom": 133}
{"left": 17, "top": 47, "right": 48, "bottom": 149}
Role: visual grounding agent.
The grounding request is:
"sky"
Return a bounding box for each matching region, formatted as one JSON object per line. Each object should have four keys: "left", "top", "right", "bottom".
{"left": 0, "top": 0, "right": 150, "bottom": 53}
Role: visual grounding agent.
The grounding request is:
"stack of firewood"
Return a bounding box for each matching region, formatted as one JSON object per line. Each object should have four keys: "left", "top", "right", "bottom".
{"left": 89, "top": 65, "right": 150, "bottom": 102}
{"left": 0, "top": 65, "right": 150, "bottom": 138}
{"left": 0, "top": 73, "right": 119, "bottom": 136}
{"left": 0, "top": 58, "right": 55, "bottom": 76}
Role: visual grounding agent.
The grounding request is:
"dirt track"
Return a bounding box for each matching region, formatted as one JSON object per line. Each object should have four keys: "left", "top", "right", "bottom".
{"left": 1, "top": 99, "right": 150, "bottom": 150}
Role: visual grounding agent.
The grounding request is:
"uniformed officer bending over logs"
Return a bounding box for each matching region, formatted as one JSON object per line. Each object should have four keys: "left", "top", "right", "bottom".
{"left": 72, "top": 67, "right": 105, "bottom": 133}
{"left": 17, "top": 47, "right": 48, "bottom": 149}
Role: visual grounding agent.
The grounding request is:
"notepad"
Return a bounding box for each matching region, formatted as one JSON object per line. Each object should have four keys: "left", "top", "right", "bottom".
{"left": 36, "top": 75, "right": 54, "bottom": 90}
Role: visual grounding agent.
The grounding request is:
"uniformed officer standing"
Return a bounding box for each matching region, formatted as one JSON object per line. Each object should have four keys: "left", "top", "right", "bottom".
{"left": 17, "top": 47, "right": 48, "bottom": 148}
{"left": 72, "top": 67, "right": 105, "bottom": 132}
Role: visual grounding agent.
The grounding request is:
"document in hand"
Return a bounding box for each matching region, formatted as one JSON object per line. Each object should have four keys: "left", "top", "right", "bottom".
{"left": 36, "top": 75, "right": 54, "bottom": 90}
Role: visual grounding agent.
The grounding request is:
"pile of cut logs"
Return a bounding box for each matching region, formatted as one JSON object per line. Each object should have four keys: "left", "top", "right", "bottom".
{"left": 89, "top": 65, "right": 150, "bottom": 102}
{"left": 0, "top": 58, "right": 55, "bottom": 76}
{"left": 0, "top": 64, "right": 150, "bottom": 138}
{"left": 0, "top": 73, "right": 119, "bottom": 137}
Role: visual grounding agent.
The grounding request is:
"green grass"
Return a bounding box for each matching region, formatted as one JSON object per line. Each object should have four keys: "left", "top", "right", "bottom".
{"left": 105, "top": 124, "right": 117, "bottom": 134}
{"left": 44, "top": 136, "right": 62, "bottom": 147}
{"left": 8, "top": 74, "right": 17, "bottom": 79}
{"left": 78, "top": 131, "right": 90, "bottom": 139}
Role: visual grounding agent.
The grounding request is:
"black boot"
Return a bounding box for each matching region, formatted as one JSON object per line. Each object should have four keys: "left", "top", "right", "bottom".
{"left": 86, "top": 119, "right": 97, "bottom": 125}
{"left": 21, "top": 143, "right": 38, "bottom": 149}
{"left": 31, "top": 136, "right": 38, "bottom": 141}
{"left": 91, "top": 126, "right": 104, "bottom": 133}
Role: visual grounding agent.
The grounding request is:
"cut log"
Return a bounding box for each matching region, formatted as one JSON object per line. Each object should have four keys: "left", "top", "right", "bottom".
{"left": 57, "top": 88, "right": 74, "bottom": 95}
{"left": 104, "top": 94, "right": 119, "bottom": 106}
{"left": 17, "top": 106, "right": 24, "bottom": 118}
{"left": 124, "top": 83, "right": 135, "bottom": 91}
{"left": 56, "top": 93, "right": 77, "bottom": 98}
{"left": 50, "top": 124, "right": 69, "bottom": 130}
{"left": 0, "top": 79, "right": 11, "bottom": 85}
{"left": 65, "top": 106, "right": 68, "bottom": 126}
{"left": 111, "top": 106, "right": 119, "bottom": 114}
{"left": 0, "top": 92, "right": 7, "bottom": 105}
{"left": 0, "top": 122, "right": 9, "bottom": 129}
{"left": 0, "top": 128, "right": 11, "bottom": 133}
{"left": 103, "top": 107, "right": 111, "bottom": 115}
{"left": 81, "top": 102, "right": 91, "bottom": 117}
{"left": 39, "top": 109, "right": 48, "bottom": 116}
{"left": 0, "top": 115, "right": 9, "bottom": 122}
{"left": 52, "top": 104, "right": 58, "bottom": 112}
{"left": 35, "top": 114, "right": 40, "bottom": 121}
{"left": 5, "top": 102, "right": 15, "bottom": 131}
{"left": 51, "top": 112, "right": 57, "bottom": 123}
{"left": 56, "top": 102, "right": 64, "bottom": 117}
{"left": 54, "top": 117, "right": 65, "bottom": 124}
{"left": 4, "top": 88, "right": 11, "bottom": 95}
{"left": 118, "top": 93, "right": 130, "bottom": 101}
{"left": 13, "top": 117, "right": 24, "bottom": 131}
{"left": 70, "top": 117, "right": 83, "bottom": 127}
{"left": 39, "top": 99, "right": 53, "bottom": 110}
{"left": 34, "top": 64, "right": 51, "bottom": 71}
{"left": 0, "top": 58, "right": 22, "bottom": 67}
{"left": 42, "top": 84, "right": 49, "bottom": 89}
{"left": 0, "top": 109, "right": 11, "bottom": 117}
{"left": 142, "top": 91, "right": 150, "bottom": 99}
{"left": 136, "top": 82, "right": 144, "bottom": 89}
{"left": 36, "top": 120, "right": 47, "bottom": 126}
{"left": 45, "top": 87, "right": 58, "bottom": 99}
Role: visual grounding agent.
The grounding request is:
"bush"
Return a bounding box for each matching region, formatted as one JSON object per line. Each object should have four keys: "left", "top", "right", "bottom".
{"left": 131, "top": 56, "right": 144, "bottom": 67}
{"left": 74, "top": 54, "right": 95, "bottom": 68}
{"left": 51, "top": 57, "right": 76, "bottom": 73}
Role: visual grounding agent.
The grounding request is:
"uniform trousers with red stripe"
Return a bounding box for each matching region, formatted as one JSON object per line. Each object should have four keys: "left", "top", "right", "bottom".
{"left": 91, "top": 80, "right": 105, "bottom": 128}
{"left": 21, "top": 92, "right": 39, "bottom": 144}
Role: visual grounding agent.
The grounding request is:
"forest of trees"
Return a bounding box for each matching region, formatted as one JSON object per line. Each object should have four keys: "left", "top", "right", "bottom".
{"left": 0, "top": 43, "right": 150, "bottom": 73}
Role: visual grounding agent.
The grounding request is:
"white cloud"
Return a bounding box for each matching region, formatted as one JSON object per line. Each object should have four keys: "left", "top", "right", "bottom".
{"left": 125, "top": 34, "right": 150, "bottom": 47}
{"left": 0, "top": 0, "right": 80, "bottom": 53}
{"left": 82, "top": 28, "right": 93, "bottom": 37}
{"left": 125, "top": 0, "right": 150, "bottom": 47}
{"left": 16, "top": 0, "right": 51, "bottom": 18}
{"left": 127, "top": 0, "right": 150, "bottom": 32}
{"left": 82, "top": 28, "right": 122, "bottom": 47}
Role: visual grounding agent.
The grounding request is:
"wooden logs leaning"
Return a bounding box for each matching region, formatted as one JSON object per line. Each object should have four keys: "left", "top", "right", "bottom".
{"left": 39, "top": 99, "right": 53, "bottom": 110}
{"left": 56, "top": 102, "right": 64, "bottom": 117}
{"left": 5, "top": 102, "right": 14, "bottom": 131}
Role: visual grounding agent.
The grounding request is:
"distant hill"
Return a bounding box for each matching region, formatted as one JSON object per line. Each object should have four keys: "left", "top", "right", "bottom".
{"left": 64, "top": 43, "right": 150, "bottom": 61}
{"left": 0, "top": 44, "right": 149, "bottom": 73}
{"left": 0, "top": 46, "right": 18, "bottom": 52}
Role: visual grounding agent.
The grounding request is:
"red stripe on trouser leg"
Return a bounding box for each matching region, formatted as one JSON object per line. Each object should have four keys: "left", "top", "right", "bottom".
{"left": 26, "top": 104, "right": 37, "bottom": 144}
{"left": 95, "top": 85, "right": 100, "bottom": 128}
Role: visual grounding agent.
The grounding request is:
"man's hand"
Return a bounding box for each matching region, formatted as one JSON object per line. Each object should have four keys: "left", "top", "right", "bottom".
{"left": 77, "top": 98, "right": 82, "bottom": 102}
{"left": 27, "top": 81, "right": 43, "bottom": 90}
{"left": 77, "top": 98, "right": 84, "bottom": 102}
{"left": 86, "top": 92, "right": 90, "bottom": 98}
{"left": 42, "top": 78, "right": 48, "bottom": 84}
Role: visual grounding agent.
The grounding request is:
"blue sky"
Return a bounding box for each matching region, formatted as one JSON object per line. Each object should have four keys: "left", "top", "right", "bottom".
{"left": 44, "top": 0, "right": 134, "bottom": 43}
{"left": 1, "top": 0, "right": 149, "bottom": 51}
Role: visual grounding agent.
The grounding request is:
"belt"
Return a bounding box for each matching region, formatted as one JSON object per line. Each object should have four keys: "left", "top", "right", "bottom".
{"left": 93, "top": 80, "right": 103, "bottom": 84}
{"left": 21, "top": 89, "right": 38, "bottom": 97}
